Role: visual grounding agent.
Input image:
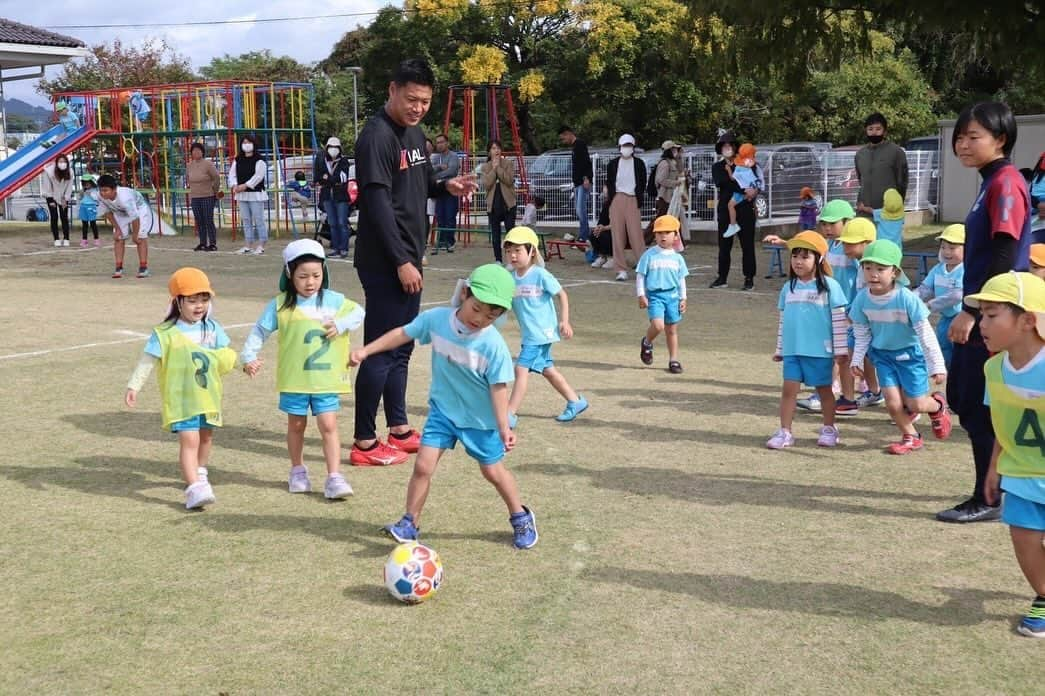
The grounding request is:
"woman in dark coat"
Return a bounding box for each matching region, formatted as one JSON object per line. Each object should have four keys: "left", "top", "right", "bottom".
{"left": 709, "top": 131, "right": 760, "bottom": 291}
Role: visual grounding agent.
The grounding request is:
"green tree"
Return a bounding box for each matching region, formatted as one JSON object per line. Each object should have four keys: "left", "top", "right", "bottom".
{"left": 37, "top": 39, "right": 196, "bottom": 95}
{"left": 199, "top": 50, "right": 312, "bottom": 83}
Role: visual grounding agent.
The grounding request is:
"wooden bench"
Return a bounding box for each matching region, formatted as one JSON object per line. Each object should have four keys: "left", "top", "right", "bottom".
{"left": 763, "top": 244, "right": 787, "bottom": 279}
{"left": 544, "top": 239, "right": 589, "bottom": 262}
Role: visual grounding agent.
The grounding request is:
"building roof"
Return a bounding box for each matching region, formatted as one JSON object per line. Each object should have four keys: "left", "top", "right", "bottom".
{"left": 0, "top": 18, "right": 85, "bottom": 49}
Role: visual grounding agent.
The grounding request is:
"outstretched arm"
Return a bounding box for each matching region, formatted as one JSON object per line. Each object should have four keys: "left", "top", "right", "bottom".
{"left": 349, "top": 327, "right": 412, "bottom": 366}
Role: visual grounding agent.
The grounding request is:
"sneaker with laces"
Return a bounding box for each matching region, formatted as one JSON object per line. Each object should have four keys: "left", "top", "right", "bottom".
{"left": 709, "top": 278, "right": 728, "bottom": 289}
{"left": 509, "top": 506, "right": 538, "bottom": 549}
{"left": 185, "top": 481, "right": 215, "bottom": 509}
{"left": 929, "top": 392, "right": 952, "bottom": 439}
{"left": 53, "top": 239, "right": 62, "bottom": 247}
{"left": 237, "top": 245, "right": 252, "bottom": 254}
{"left": 742, "top": 279, "right": 754, "bottom": 291}
{"left": 61, "top": 239, "right": 70, "bottom": 247}
{"left": 193, "top": 243, "right": 206, "bottom": 251}
{"left": 324, "top": 473, "right": 354, "bottom": 499}
{"left": 615, "top": 271, "right": 628, "bottom": 281}
{"left": 723, "top": 223, "right": 741, "bottom": 238}
{"left": 835, "top": 397, "right": 859, "bottom": 417}
{"left": 796, "top": 393, "right": 822, "bottom": 412}
{"left": 887, "top": 433, "right": 924, "bottom": 455}
{"left": 935, "top": 498, "right": 1001, "bottom": 523}
{"left": 640, "top": 337, "right": 653, "bottom": 365}
{"left": 590, "top": 256, "right": 607, "bottom": 268}
{"left": 1018, "top": 603, "right": 1045, "bottom": 638}
{"left": 817, "top": 425, "right": 839, "bottom": 447}
{"left": 387, "top": 430, "right": 421, "bottom": 454}
{"left": 349, "top": 440, "right": 409, "bottom": 466}
{"left": 766, "top": 428, "right": 795, "bottom": 449}
{"left": 556, "top": 396, "right": 589, "bottom": 422}
{"left": 603, "top": 257, "right": 615, "bottom": 269}
{"left": 288, "top": 465, "right": 311, "bottom": 493}
{"left": 80, "top": 239, "right": 89, "bottom": 248}
{"left": 855, "top": 390, "right": 884, "bottom": 408}
{"left": 384, "top": 513, "right": 419, "bottom": 542}
{"left": 111, "top": 267, "right": 123, "bottom": 279}
{"left": 252, "top": 246, "right": 265, "bottom": 255}
{"left": 136, "top": 268, "right": 151, "bottom": 278}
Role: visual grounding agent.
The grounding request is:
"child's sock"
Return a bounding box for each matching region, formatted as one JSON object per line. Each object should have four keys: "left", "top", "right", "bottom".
{"left": 356, "top": 441, "right": 378, "bottom": 452}
{"left": 389, "top": 430, "right": 415, "bottom": 442}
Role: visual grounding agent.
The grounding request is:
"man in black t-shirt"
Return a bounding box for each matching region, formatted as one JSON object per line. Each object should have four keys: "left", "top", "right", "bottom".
{"left": 350, "top": 58, "right": 476, "bottom": 466}
{"left": 558, "top": 125, "right": 593, "bottom": 242}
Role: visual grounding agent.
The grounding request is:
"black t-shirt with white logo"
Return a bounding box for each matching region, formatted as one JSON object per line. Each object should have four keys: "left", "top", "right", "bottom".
{"left": 354, "top": 108, "right": 434, "bottom": 273}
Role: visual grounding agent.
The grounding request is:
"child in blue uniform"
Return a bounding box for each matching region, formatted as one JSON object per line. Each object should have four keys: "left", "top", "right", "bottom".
{"left": 874, "top": 188, "right": 905, "bottom": 251}
{"left": 352, "top": 264, "right": 538, "bottom": 550}
{"left": 78, "top": 173, "right": 100, "bottom": 247}
{"left": 502, "top": 226, "right": 588, "bottom": 422}
{"left": 125, "top": 268, "right": 237, "bottom": 509}
{"left": 768, "top": 231, "right": 849, "bottom": 449}
{"left": 849, "top": 240, "right": 953, "bottom": 454}
{"left": 241, "top": 240, "right": 364, "bottom": 499}
{"left": 637, "top": 215, "right": 689, "bottom": 374}
{"left": 972, "top": 272, "right": 1045, "bottom": 637}
{"left": 915, "top": 224, "right": 965, "bottom": 367}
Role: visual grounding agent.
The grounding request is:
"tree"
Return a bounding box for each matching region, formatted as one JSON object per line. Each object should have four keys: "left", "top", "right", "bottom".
{"left": 200, "top": 51, "right": 313, "bottom": 83}
{"left": 37, "top": 39, "right": 196, "bottom": 95}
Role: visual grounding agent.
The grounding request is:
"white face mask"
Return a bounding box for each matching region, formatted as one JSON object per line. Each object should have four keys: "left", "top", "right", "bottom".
{"left": 620, "top": 146, "right": 634, "bottom": 158}
{"left": 57, "top": 162, "right": 68, "bottom": 170}
{"left": 327, "top": 147, "right": 340, "bottom": 158}
{"left": 241, "top": 143, "right": 254, "bottom": 154}
{"left": 721, "top": 146, "right": 734, "bottom": 158}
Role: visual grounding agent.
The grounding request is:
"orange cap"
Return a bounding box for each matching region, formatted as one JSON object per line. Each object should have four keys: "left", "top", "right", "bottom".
{"left": 736, "top": 143, "right": 756, "bottom": 165}
{"left": 1030, "top": 243, "right": 1045, "bottom": 268}
{"left": 799, "top": 186, "right": 814, "bottom": 200}
{"left": 168, "top": 267, "right": 214, "bottom": 298}
{"left": 786, "top": 231, "right": 833, "bottom": 276}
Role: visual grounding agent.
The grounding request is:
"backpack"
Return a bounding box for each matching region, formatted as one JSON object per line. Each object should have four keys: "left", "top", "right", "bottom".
{"left": 646, "top": 162, "right": 659, "bottom": 200}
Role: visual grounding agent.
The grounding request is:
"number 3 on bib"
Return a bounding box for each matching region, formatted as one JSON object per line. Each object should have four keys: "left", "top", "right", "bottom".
{"left": 303, "top": 329, "right": 332, "bottom": 371}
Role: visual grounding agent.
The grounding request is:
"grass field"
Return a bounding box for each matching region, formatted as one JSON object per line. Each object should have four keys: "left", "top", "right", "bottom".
{"left": 2, "top": 221, "right": 1043, "bottom": 694}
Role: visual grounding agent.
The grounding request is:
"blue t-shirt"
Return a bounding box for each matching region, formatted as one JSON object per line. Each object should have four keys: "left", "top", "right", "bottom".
{"left": 848, "top": 286, "right": 928, "bottom": 351}
{"left": 825, "top": 240, "right": 857, "bottom": 303}
{"left": 873, "top": 214, "right": 904, "bottom": 250}
{"left": 922, "top": 261, "right": 964, "bottom": 318}
{"left": 778, "top": 276, "right": 847, "bottom": 358}
{"left": 964, "top": 160, "right": 1031, "bottom": 297}
{"left": 637, "top": 247, "right": 688, "bottom": 294}
{"left": 404, "top": 307, "right": 515, "bottom": 430}
{"left": 985, "top": 348, "right": 1045, "bottom": 504}
{"left": 511, "top": 266, "right": 563, "bottom": 346}
{"left": 59, "top": 111, "right": 80, "bottom": 133}
{"left": 1030, "top": 174, "right": 1045, "bottom": 201}
{"left": 78, "top": 190, "right": 99, "bottom": 222}
{"left": 145, "top": 318, "right": 230, "bottom": 358}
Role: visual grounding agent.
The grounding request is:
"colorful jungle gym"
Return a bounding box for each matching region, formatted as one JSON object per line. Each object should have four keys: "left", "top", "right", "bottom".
{"left": 0, "top": 80, "right": 318, "bottom": 238}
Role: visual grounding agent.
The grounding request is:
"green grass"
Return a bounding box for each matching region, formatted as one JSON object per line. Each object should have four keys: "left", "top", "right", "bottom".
{"left": 1, "top": 221, "right": 1043, "bottom": 694}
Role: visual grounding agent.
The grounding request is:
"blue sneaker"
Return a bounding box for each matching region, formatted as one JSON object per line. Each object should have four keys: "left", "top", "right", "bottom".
{"left": 1018, "top": 603, "right": 1045, "bottom": 638}
{"left": 509, "top": 506, "right": 538, "bottom": 549}
{"left": 383, "top": 514, "right": 418, "bottom": 543}
{"left": 556, "top": 396, "right": 589, "bottom": 422}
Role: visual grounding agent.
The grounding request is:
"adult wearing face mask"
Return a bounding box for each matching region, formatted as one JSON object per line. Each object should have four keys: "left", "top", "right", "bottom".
{"left": 228, "top": 134, "right": 268, "bottom": 254}
{"left": 315, "top": 136, "right": 353, "bottom": 258}
{"left": 709, "top": 131, "right": 759, "bottom": 290}
{"left": 40, "top": 154, "right": 73, "bottom": 247}
{"left": 606, "top": 133, "right": 648, "bottom": 281}
{"left": 854, "top": 112, "right": 909, "bottom": 218}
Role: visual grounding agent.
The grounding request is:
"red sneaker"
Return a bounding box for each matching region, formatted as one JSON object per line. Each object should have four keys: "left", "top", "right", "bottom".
{"left": 348, "top": 440, "right": 409, "bottom": 467}
{"left": 387, "top": 429, "right": 421, "bottom": 453}
{"left": 929, "top": 392, "right": 952, "bottom": 439}
{"left": 887, "top": 433, "right": 924, "bottom": 455}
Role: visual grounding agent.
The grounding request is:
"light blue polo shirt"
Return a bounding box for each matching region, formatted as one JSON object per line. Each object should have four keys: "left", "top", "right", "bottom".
{"left": 848, "top": 286, "right": 928, "bottom": 350}
{"left": 985, "top": 348, "right": 1045, "bottom": 504}
{"left": 922, "top": 262, "right": 964, "bottom": 318}
{"left": 511, "top": 266, "right": 563, "bottom": 346}
{"left": 145, "top": 318, "right": 230, "bottom": 357}
{"left": 873, "top": 209, "right": 905, "bottom": 250}
{"left": 637, "top": 247, "right": 689, "bottom": 293}
{"left": 405, "top": 306, "right": 515, "bottom": 430}
{"left": 778, "top": 277, "right": 847, "bottom": 358}
{"left": 825, "top": 239, "right": 857, "bottom": 304}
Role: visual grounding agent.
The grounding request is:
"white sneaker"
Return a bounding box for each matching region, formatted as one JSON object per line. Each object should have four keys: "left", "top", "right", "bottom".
{"left": 615, "top": 271, "right": 628, "bottom": 281}
{"left": 817, "top": 425, "right": 839, "bottom": 448}
{"left": 324, "top": 473, "right": 354, "bottom": 499}
{"left": 591, "top": 256, "right": 607, "bottom": 268}
{"left": 197, "top": 467, "right": 208, "bottom": 484}
{"left": 185, "top": 481, "right": 215, "bottom": 509}
{"left": 604, "top": 257, "right": 615, "bottom": 269}
{"left": 252, "top": 246, "right": 265, "bottom": 255}
{"left": 288, "top": 465, "right": 311, "bottom": 493}
{"left": 237, "top": 246, "right": 252, "bottom": 254}
{"left": 53, "top": 239, "right": 62, "bottom": 247}
{"left": 796, "top": 394, "right": 822, "bottom": 412}
{"left": 724, "top": 223, "right": 741, "bottom": 238}
{"left": 562, "top": 233, "right": 576, "bottom": 242}
{"left": 61, "top": 239, "right": 70, "bottom": 247}
{"left": 766, "top": 428, "right": 795, "bottom": 450}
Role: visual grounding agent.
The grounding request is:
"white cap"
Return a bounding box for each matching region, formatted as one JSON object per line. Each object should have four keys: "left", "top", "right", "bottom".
{"left": 618, "top": 134, "right": 636, "bottom": 146}
{"left": 283, "top": 238, "right": 325, "bottom": 267}
{"left": 326, "top": 137, "right": 341, "bottom": 148}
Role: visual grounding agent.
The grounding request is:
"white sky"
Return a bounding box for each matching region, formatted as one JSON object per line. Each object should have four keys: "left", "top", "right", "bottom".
{"left": 3, "top": 2, "right": 386, "bottom": 106}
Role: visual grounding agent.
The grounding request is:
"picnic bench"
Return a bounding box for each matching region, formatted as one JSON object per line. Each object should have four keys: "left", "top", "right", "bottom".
{"left": 544, "top": 238, "right": 588, "bottom": 262}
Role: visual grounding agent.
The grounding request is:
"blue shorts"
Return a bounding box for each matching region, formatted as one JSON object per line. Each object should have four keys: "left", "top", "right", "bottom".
{"left": 647, "top": 289, "right": 682, "bottom": 325}
{"left": 517, "top": 344, "right": 554, "bottom": 374}
{"left": 782, "top": 355, "right": 834, "bottom": 387}
{"left": 170, "top": 414, "right": 214, "bottom": 432}
{"left": 1002, "top": 491, "right": 1045, "bottom": 532}
{"left": 868, "top": 346, "right": 929, "bottom": 397}
{"left": 421, "top": 403, "right": 505, "bottom": 466}
{"left": 278, "top": 392, "right": 341, "bottom": 416}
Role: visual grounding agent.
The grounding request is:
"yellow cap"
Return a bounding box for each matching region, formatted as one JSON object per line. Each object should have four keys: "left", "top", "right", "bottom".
{"left": 652, "top": 215, "right": 681, "bottom": 233}
{"left": 1030, "top": 243, "right": 1045, "bottom": 267}
{"left": 881, "top": 188, "right": 905, "bottom": 221}
{"left": 786, "top": 231, "right": 832, "bottom": 277}
{"left": 966, "top": 272, "right": 1045, "bottom": 312}
{"left": 937, "top": 224, "right": 966, "bottom": 245}
{"left": 168, "top": 267, "right": 214, "bottom": 298}
{"left": 839, "top": 217, "right": 877, "bottom": 244}
{"left": 503, "top": 226, "right": 540, "bottom": 249}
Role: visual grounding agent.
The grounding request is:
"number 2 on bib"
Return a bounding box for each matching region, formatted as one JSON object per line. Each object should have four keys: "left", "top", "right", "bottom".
{"left": 303, "top": 329, "right": 332, "bottom": 371}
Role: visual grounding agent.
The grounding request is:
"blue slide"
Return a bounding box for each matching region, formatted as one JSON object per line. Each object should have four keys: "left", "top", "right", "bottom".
{"left": 0, "top": 123, "right": 93, "bottom": 201}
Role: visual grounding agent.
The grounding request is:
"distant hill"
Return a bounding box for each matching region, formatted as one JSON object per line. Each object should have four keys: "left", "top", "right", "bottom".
{"left": 3, "top": 98, "right": 52, "bottom": 130}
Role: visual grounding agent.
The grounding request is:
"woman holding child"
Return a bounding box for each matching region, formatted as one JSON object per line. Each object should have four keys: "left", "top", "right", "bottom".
{"left": 709, "top": 131, "right": 760, "bottom": 291}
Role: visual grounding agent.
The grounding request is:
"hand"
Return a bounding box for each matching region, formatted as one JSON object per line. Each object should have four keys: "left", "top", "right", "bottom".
{"left": 349, "top": 348, "right": 367, "bottom": 367}
{"left": 500, "top": 427, "right": 516, "bottom": 452}
{"left": 638, "top": 295, "right": 649, "bottom": 309}
{"left": 398, "top": 262, "right": 423, "bottom": 294}
{"left": 931, "top": 372, "right": 946, "bottom": 385}
{"left": 744, "top": 187, "right": 757, "bottom": 201}
{"left": 984, "top": 466, "right": 1000, "bottom": 506}
{"left": 762, "top": 234, "right": 784, "bottom": 245}
{"left": 323, "top": 320, "right": 339, "bottom": 339}
{"left": 834, "top": 355, "right": 849, "bottom": 366}
{"left": 851, "top": 365, "right": 865, "bottom": 379}
{"left": 559, "top": 320, "right": 574, "bottom": 340}
{"left": 772, "top": 354, "right": 783, "bottom": 362}
{"left": 243, "top": 359, "right": 262, "bottom": 377}
{"left": 125, "top": 389, "right": 137, "bottom": 408}
{"left": 679, "top": 299, "right": 687, "bottom": 314}
{"left": 446, "top": 173, "right": 478, "bottom": 197}
{"left": 112, "top": 227, "right": 123, "bottom": 241}
{"left": 948, "top": 311, "right": 976, "bottom": 345}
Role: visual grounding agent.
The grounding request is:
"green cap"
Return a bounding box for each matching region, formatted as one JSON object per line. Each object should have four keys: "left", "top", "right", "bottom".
{"left": 467, "top": 263, "right": 515, "bottom": 310}
{"left": 55, "top": 100, "right": 68, "bottom": 111}
{"left": 818, "top": 199, "right": 855, "bottom": 223}
{"left": 859, "top": 239, "right": 910, "bottom": 286}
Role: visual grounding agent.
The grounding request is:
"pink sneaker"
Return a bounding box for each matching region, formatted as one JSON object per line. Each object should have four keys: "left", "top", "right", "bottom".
{"left": 817, "top": 425, "right": 839, "bottom": 447}
{"left": 93, "top": 238, "right": 101, "bottom": 247}
{"left": 79, "top": 239, "right": 89, "bottom": 248}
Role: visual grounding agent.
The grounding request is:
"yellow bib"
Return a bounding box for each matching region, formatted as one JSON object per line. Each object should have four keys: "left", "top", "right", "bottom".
{"left": 985, "top": 355, "right": 1045, "bottom": 478}
{"left": 155, "top": 323, "right": 237, "bottom": 428}
{"left": 274, "top": 295, "right": 356, "bottom": 394}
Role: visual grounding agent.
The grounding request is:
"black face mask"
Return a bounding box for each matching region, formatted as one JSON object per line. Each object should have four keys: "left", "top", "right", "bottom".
{"left": 867, "top": 134, "right": 884, "bottom": 144}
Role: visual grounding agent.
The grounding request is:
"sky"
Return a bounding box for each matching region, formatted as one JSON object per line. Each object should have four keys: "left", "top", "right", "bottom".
{"left": 3, "top": 2, "right": 387, "bottom": 106}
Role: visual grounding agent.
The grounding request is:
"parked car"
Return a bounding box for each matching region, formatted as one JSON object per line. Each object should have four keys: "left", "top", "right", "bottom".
{"left": 527, "top": 148, "right": 576, "bottom": 220}
{"left": 753, "top": 143, "right": 832, "bottom": 218}
{"left": 823, "top": 145, "right": 861, "bottom": 207}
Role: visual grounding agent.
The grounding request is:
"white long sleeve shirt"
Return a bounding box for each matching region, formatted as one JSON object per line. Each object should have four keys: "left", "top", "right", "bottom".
{"left": 228, "top": 159, "right": 268, "bottom": 202}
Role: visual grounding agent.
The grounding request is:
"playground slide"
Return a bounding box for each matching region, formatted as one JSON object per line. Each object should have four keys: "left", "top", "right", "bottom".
{"left": 0, "top": 123, "right": 95, "bottom": 203}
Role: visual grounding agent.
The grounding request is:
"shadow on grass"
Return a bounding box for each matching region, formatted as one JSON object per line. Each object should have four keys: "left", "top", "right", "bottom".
{"left": 343, "top": 583, "right": 401, "bottom": 606}
{"left": 175, "top": 512, "right": 393, "bottom": 558}
{"left": 529, "top": 463, "right": 956, "bottom": 520}
{"left": 553, "top": 358, "right": 653, "bottom": 373}
{"left": 587, "top": 567, "right": 1023, "bottom": 627}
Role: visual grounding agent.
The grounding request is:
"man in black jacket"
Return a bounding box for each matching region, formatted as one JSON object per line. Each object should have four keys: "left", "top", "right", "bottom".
{"left": 605, "top": 133, "right": 647, "bottom": 281}
{"left": 709, "top": 131, "right": 759, "bottom": 290}
{"left": 558, "top": 125, "right": 593, "bottom": 242}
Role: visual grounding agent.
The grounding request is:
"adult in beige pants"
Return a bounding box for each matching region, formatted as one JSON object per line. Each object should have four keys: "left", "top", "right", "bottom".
{"left": 605, "top": 133, "right": 648, "bottom": 281}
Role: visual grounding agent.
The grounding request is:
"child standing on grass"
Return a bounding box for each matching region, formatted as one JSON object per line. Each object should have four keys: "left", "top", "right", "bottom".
{"left": 78, "top": 173, "right": 100, "bottom": 248}
{"left": 502, "top": 226, "right": 589, "bottom": 422}
{"left": 125, "top": 268, "right": 237, "bottom": 510}
{"left": 350, "top": 264, "right": 538, "bottom": 550}
{"left": 240, "top": 240, "right": 364, "bottom": 499}
{"left": 768, "top": 231, "right": 849, "bottom": 449}
{"left": 836, "top": 217, "right": 884, "bottom": 414}
{"left": 874, "top": 188, "right": 906, "bottom": 252}
{"left": 798, "top": 187, "right": 820, "bottom": 230}
{"left": 638, "top": 215, "right": 689, "bottom": 374}
{"left": 915, "top": 225, "right": 965, "bottom": 367}
{"left": 849, "top": 239, "right": 953, "bottom": 454}
{"left": 973, "top": 272, "right": 1045, "bottom": 638}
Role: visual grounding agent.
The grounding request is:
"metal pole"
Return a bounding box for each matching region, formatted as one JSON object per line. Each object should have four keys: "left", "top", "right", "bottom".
{"left": 346, "top": 67, "right": 362, "bottom": 145}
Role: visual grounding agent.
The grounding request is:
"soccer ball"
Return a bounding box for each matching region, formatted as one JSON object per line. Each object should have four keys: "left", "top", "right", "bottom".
{"left": 384, "top": 542, "right": 444, "bottom": 604}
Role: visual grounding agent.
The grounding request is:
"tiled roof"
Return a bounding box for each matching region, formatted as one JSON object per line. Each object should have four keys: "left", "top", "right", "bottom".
{"left": 0, "top": 18, "right": 84, "bottom": 49}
